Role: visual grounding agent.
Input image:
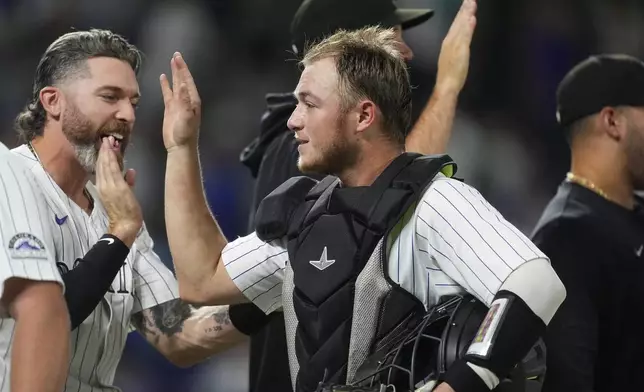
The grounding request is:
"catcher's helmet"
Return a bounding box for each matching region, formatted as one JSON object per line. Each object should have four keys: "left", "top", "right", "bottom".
{"left": 317, "top": 295, "right": 546, "bottom": 392}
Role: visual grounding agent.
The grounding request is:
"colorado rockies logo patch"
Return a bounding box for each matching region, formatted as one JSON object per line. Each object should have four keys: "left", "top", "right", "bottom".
{"left": 8, "top": 233, "right": 47, "bottom": 260}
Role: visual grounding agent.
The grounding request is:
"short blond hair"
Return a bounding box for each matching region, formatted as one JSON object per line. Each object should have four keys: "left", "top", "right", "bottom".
{"left": 302, "top": 26, "right": 412, "bottom": 146}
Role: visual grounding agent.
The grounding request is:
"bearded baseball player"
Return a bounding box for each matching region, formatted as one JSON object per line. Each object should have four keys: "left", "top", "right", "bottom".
{"left": 6, "top": 29, "right": 246, "bottom": 391}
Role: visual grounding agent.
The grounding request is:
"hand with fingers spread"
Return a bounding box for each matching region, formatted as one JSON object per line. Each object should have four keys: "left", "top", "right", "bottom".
{"left": 160, "top": 52, "right": 202, "bottom": 151}
{"left": 435, "top": 0, "right": 478, "bottom": 96}
{"left": 96, "top": 137, "right": 143, "bottom": 248}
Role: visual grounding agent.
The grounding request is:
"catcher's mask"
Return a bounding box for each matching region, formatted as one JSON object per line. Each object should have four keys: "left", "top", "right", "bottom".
{"left": 316, "top": 295, "right": 546, "bottom": 392}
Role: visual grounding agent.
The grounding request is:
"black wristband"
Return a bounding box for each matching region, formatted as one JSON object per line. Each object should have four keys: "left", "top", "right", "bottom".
{"left": 464, "top": 290, "right": 546, "bottom": 379}
{"left": 61, "top": 234, "right": 131, "bottom": 329}
{"left": 229, "top": 302, "right": 273, "bottom": 335}
{"left": 442, "top": 358, "right": 490, "bottom": 392}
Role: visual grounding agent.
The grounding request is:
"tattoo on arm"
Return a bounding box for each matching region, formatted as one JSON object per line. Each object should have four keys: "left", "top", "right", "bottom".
{"left": 204, "top": 307, "right": 231, "bottom": 334}
{"left": 133, "top": 301, "right": 237, "bottom": 348}
{"left": 132, "top": 299, "right": 193, "bottom": 342}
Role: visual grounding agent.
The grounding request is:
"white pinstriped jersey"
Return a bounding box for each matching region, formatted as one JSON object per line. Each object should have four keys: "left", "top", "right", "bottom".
{"left": 223, "top": 173, "right": 549, "bottom": 314}
{"left": 0, "top": 142, "right": 63, "bottom": 391}
{"left": 2, "top": 144, "right": 179, "bottom": 392}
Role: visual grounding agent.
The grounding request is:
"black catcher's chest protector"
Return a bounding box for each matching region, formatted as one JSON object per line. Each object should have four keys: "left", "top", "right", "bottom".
{"left": 255, "top": 153, "right": 456, "bottom": 392}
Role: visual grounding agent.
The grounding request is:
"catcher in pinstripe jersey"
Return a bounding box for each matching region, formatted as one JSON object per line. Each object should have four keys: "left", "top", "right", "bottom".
{"left": 162, "top": 27, "right": 567, "bottom": 392}
{"left": 5, "top": 29, "right": 247, "bottom": 392}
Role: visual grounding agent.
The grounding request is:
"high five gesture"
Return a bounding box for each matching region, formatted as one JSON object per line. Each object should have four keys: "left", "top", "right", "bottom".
{"left": 160, "top": 52, "right": 202, "bottom": 151}
{"left": 161, "top": 52, "right": 235, "bottom": 305}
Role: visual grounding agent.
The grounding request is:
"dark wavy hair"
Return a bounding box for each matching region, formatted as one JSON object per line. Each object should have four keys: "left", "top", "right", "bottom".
{"left": 15, "top": 29, "right": 143, "bottom": 141}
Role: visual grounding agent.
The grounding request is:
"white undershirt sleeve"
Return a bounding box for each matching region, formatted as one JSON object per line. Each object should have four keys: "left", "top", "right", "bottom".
{"left": 222, "top": 232, "right": 289, "bottom": 314}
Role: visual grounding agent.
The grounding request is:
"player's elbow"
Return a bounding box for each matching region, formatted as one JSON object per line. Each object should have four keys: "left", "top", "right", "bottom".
{"left": 179, "top": 281, "right": 205, "bottom": 306}
{"left": 161, "top": 344, "right": 228, "bottom": 369}
{"left": 178, "top": 264, "right": 243, "bottom": 307}
{"left": 178, "top": 287, "right": 203, "bottom": 306}
{"left": 178, "top": 285, "right": 215, "bottom": 307}
{"left": 164, "top": 335, "right": 248, "bottom": 368}
{"left": 500, "top": 258, "right": 566, "bottom": 326}
{"left": 151, "top": 337, "right": 206, "bottom": 368}
{"left": 175, "top": 269, "right": 220, "bottom": 306}
{"left": 165, "top": 352, "right": 200, "bottom": 368}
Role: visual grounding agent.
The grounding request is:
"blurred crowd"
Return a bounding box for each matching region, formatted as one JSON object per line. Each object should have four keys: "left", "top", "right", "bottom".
{"left": 1, "top": 0, "right": 643, "bottom": 390}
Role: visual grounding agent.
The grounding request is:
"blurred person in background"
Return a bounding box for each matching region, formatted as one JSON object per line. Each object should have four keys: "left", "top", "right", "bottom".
{"left": 233, "top": 0, "right": 479, "bottom": 390}
{"left": 11, "top": 28, "right": 247, "bottom": 392}
{"left": 532, "top": 54, "right": 644, "bottom": 392}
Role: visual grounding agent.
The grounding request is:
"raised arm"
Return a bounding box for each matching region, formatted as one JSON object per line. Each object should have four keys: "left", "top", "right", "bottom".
{"left": 404, "top": 0, "right": 477, "bottom": 155}
{"left": 160, "top": 53, "right": 245, "bottom": 305}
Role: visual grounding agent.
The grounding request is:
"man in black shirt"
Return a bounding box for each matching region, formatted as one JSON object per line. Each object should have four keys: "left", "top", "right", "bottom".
{"left": 532, "top": 54, "right": 644, "bottom": 391}
{"left": 230, "top": 0, "right": 479, "bottom": 391}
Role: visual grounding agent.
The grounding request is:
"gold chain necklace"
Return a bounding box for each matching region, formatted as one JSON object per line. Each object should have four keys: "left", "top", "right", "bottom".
{"left": 566, "top": 172, "right": 611, "bottom": 202}
{"left": 26, "top": 142, "right": 94, "bottom": 210}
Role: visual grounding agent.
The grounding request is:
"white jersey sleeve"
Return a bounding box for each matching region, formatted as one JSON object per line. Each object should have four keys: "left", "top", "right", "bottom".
{"left": 131, "top": 223, "right": 179, "bottom": 313}
{"left": 0, "top": 145, "right": 62, "bottom": 310}
{"left": 415, "top": 175, "right": 548, "bottom": 305}
{"left": 222, "top": 232, "right": 288, "bottom": 314}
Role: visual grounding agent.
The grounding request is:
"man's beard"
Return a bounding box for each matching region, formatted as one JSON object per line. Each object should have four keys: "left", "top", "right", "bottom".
{"left": 297, "top": 114, "right": 359, "bottom": 176}
{"left": 61, "top": 104, "right": 129, "bottom": 174}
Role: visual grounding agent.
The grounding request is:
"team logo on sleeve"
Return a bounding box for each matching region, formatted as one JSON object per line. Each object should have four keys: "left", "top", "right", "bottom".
{"left": 8, "top": 233, "right": 47, "bottom": 260}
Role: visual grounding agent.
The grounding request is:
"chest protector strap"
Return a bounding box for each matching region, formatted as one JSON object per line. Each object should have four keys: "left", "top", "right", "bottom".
{"left": 255, "top": 153, "right": 456, "bottom": 392}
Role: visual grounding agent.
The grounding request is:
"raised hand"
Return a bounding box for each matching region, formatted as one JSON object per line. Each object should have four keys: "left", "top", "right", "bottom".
{"left": 160, "top": 52, "right": 202, "bottom": 151}
{"left": 95, "top": 137, "right": 143, "bottom": 248}
{"left": 435, "top": 0, "right": 478, "bottom": 95}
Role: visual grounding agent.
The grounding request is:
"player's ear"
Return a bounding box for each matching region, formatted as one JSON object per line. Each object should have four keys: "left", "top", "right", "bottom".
{"left": 599, "top": 106, "right": 626, "bottom": 141}
{"left": 39, "top": 87, "right": 63, "bottom": 119}
{"left": 355, "top": 100, "right": 377, "bottom": 134}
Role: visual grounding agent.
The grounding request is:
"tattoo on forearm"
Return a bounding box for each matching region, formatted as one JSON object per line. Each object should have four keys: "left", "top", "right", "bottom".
{"left": 133, "top": 301, "right": 234, "bottom": 342}
{"left": 132, "top": 310, "right": 159, "bottom": 344}
{"left": 132, "top": 299, "right": 192, "bottom": 340}
{"left": 152, "top": 299, "right": 192, "bottom": 336}
{"left": 204, "top": 307, "right": 231, "bottom": 334}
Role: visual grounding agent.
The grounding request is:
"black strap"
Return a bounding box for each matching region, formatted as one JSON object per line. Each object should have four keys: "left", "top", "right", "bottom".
{"left": 306, "top": 176, "right": 340, "bottom": 201}
{"left": 294, "top": 176, "right": 340, "bottom": 235}
{"left": 255, "top": 176, "right": 319, "bottom": 241}
{"left": 325, "top": 153, "right": 430, "bottom": 225}
{"left": 288, "top": 154, "right": 455, "bottom": 239}
{"left": 360, "top": 153, "right": 420, "bottom": 219}
{"left": 369, "top": 153, "right": 454, "bottom": 234}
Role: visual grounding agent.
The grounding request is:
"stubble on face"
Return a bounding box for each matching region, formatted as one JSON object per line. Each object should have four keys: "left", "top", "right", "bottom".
{"left": 61, "top": 102, "right": 129, "bottom": 173}
{"left": 297, "top": 112, "right": 359, "bottom": 176}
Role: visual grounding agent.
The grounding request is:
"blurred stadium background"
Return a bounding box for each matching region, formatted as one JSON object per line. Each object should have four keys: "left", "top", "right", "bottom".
{"left": 0, "top": 0, "right": 642, "bottom": 390}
